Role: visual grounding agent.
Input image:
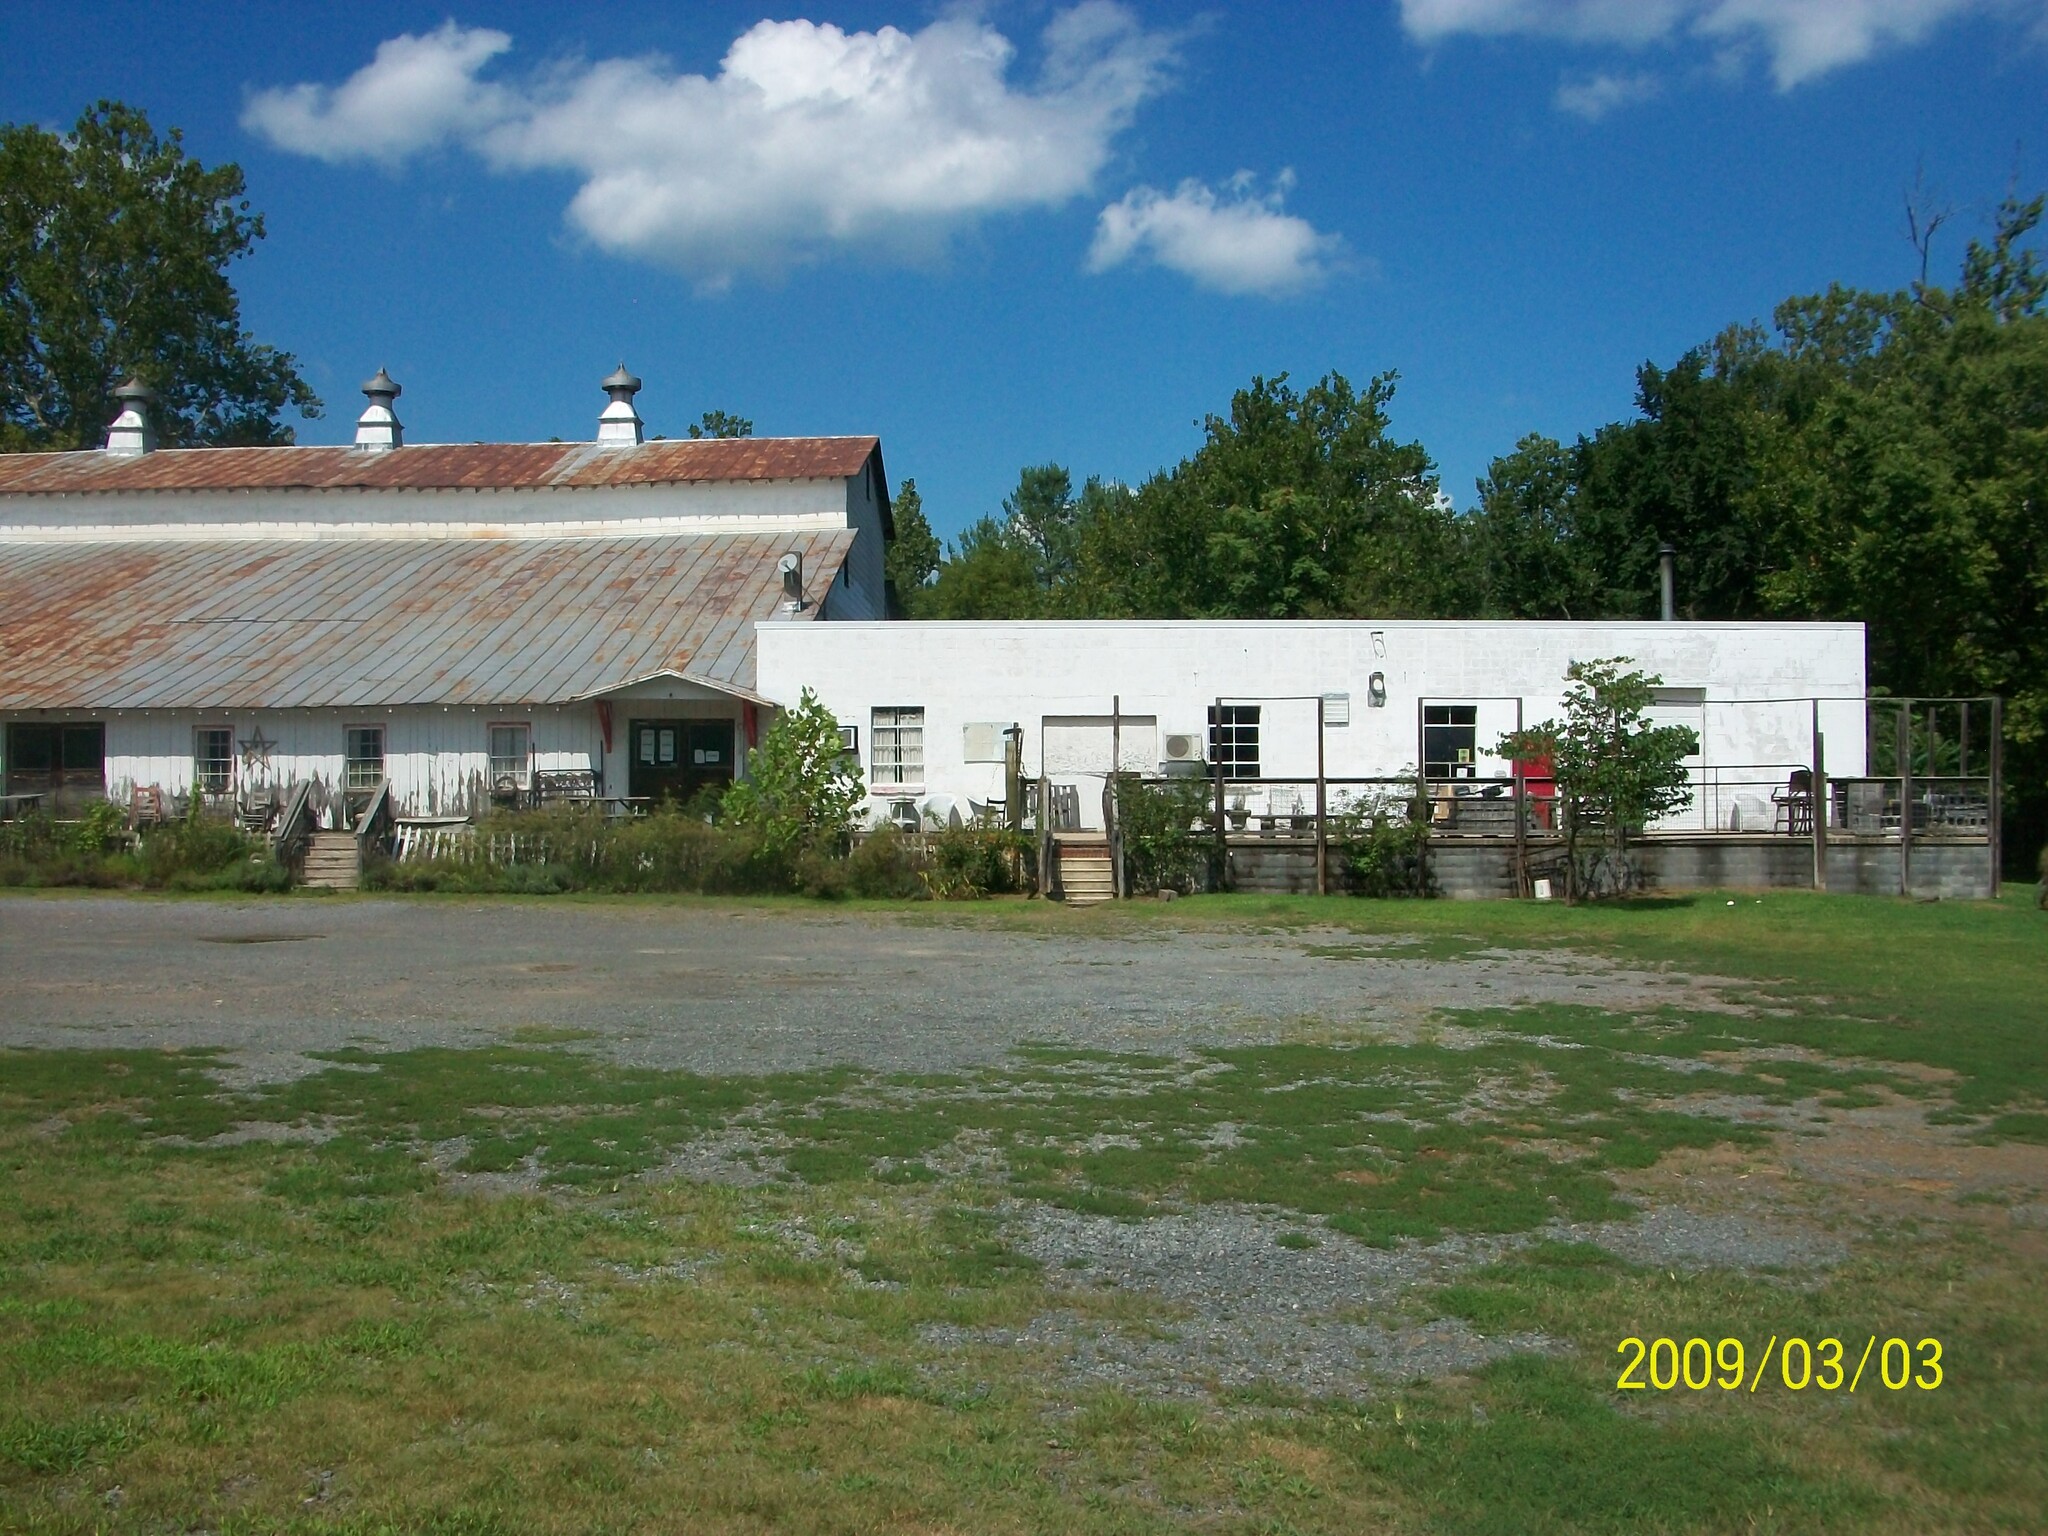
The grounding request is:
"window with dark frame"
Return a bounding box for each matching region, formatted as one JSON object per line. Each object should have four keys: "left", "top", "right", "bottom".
{"left": 195, "top": 727, "right": 234, "bottom": 795}
{"left": 344, "top": 726, "right": 386, "bottom": 791}
{"left": 1422, "top": 704, "right": 1479, "bottom": 780}
{"left": 1207, "top": 704, "right": 1261, "bottom": 780}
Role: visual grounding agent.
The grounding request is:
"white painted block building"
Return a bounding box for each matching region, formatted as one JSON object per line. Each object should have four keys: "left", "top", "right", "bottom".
{"left": 758, "top": 620, "right": 1868, "bottom": 833}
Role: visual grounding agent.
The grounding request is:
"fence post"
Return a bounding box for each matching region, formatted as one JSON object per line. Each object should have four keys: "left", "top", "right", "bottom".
{"left": 1037, "top": 773, "right": 1053, "bottom": 899}
{"left": 1989, "top": 695, "right": 2002, "bottom": 899}
{"left": 1213, "top": 696, "right": 1227, "bottom": 893}
{"left": 1513, "top": 767, "right": 1528, "bottom": 897}
{"left": 1114, "top": 696, "right": 1130, "bottom": 901}
{"left": 1896, "top": 703, "right": 1913, "bottom": 898}
{"left": 1811, "top": 700, "right": 1827, "bottom": 893}
{"left": 1315, "top": 705, "right": 1328, "bottom": 897}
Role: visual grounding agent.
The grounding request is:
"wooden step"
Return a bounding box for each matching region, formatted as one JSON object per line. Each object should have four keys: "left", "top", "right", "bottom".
{"left": 302, "top": 832, "right": 361, "bottom": 890}
{"left": 1057, "top": 845, "right": 1115, "bottom": 904}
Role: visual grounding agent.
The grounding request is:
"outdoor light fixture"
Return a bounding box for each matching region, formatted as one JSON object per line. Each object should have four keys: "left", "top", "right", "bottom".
{"left": 1367, "top": 671, "right": 1388, "bottom": 708}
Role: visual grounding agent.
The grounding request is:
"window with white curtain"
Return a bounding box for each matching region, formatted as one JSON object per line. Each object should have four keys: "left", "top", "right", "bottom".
{"left": 870, "top": 706, "right": 924, "bottom": 788}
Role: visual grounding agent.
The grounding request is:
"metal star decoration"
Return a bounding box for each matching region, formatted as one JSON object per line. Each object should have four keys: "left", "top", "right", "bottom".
{"left": 238, "top": 728, "right": 276, "bottom": 770}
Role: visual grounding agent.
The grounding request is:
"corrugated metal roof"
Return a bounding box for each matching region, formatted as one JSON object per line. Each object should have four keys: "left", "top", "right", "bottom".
{"left": 0, "top": 436, "right": 881, "bottom": 495}
{"left": 0, "top": 530, "right": 852, "bottom": 710}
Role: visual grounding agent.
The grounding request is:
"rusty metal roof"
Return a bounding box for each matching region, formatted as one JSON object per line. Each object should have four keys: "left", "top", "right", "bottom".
{"left": 0, "top": 530, "right": 853, "bottom": 710}
{"left": 0, "top": 436, "right": 882, "bottom": 495}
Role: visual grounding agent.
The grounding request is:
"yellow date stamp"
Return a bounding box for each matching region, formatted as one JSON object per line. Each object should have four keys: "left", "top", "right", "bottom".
{"left": 1616, "top": 1335, "right": 1943, "bottom": 1393}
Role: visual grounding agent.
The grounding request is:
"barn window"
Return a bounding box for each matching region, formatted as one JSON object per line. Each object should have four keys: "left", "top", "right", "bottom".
{"left": 1207, "top": 704, "right": 1261, "bottom": 780}
{"left": 194, "top": 727, "right": 234, "bottom": 794}
{"left": 489, "top": 723, "right": 531, "bottom": 793}
{"left": 344, "top": 726, "right": 386, "bottom": 791}
{"left": 871, "top": 706, "right": 924, "bottom": 788}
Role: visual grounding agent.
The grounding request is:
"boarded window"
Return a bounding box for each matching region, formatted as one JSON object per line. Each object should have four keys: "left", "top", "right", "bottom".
{"left": 872, "top": 707, "right": 924, "bottom": 788}
{"left": 1042, "top": 716, "right": 1159, "bottom": 774}
{"left": 489, "top": 724, "right": 530, "bottom": 792}
{"left": 195, "top": 727, "right": 234, "bottom": 794}
{"left": 1207, "top": 705, "right": 1260, "bottom": 780}
{"left": 344, "top": 726, "right": 385, "bottom": 791}
{"left": 962, "top": 723, "right": 1007, "bottom": 763}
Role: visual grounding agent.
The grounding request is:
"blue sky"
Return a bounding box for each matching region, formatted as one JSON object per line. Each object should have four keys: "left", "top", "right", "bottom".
{"left": 2, "top": 2, "right": 2042, "bottom": 540}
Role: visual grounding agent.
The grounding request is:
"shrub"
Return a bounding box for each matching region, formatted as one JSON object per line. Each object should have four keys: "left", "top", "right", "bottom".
{"left": 720, "top": 688, "right": 864, "bottom": 877}
{"left": 0, "top": 800, "right": 267, "bottom": 890}
{"left": 138, "top": 810, "right": 252, "bottom": 884}
{"left": 839, "top": 827, "right": 924, "bottom": 899}
{"left": 1498, "top": 657, "right": 1698, "bottom": 903}
{"left": 360, "top": 805, "right": 798, "bottom": 896}
{"left": 1112, "top": 775, "right": 1211, "bottom": 894}
{"left": 68, "top": 799, "right": 127, "bottom": 855}
{"left": 920, "top": 820, "right": 1033, "bottom": 899}
{"left": 1336, "top": 782, "right": 1434, "bottom": 898}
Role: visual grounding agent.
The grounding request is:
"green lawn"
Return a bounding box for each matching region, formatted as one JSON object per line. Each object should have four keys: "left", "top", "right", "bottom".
{"left": 2, "top": 891, "right": 2043, "bottom": 1532}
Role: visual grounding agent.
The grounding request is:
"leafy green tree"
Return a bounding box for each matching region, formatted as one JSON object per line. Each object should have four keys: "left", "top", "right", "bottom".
{"left": 884, "top": 477, "right": 941, "bottom": 615}
{"left": 921, "top": 513, "right": 1047, "bottom": 618}
{"left": 1005, "top": 463, "right": 1082, "bottom": 586}
{"left": 0, "top": 101, "right": 319, "bottom": 450}
{"left": 1468, "top": 434, "right": 1608, "bottom": 619}
{"left": 720, "top": 688, "right": 864, "bottom": 870}
{"left": 1749, "top": 195, "right": 2048, "bottom": 862}
{"left": 687, "top": 409, "right": 753, "bottom": 439}
{"left": 919, "top": 462, "right": 1125, "bottom": 617}
{"left": 1074, "top": 371, "right": 1465, "bottom": 618}
{"left": 1499, "top": 658, "right": 1700, "bottom": 902}
{"left": 1457, "top": 194, "right": 2045, "bottom": 865}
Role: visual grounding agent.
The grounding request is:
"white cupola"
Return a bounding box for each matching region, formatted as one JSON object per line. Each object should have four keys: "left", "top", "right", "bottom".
{"left": 354, "top": 367, "right": 404, "bottom": 451}
{"left": 104, "top": 377, "right": 157, "bottom": 456}
{"left": 598, "top": 363, "right": 644, "bottom": 446}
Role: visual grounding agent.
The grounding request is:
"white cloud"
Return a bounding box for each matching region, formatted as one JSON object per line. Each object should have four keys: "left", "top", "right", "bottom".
{"left": 1088, "top": 172, "right": 1340, "bottom": 297}
{"left": 1693, "top": 0, "right": 1977, "bottom": 88}
{"left": 1554, "top": 70, "right": 1663, "bottom": 119}
{"left": 242, "top": 22, "right": 514, "bottom": 165}
{"left": 1399, "top": 0, "right": 2032, "bottom": 92}
{"left": 243, "top": 7, "right": 1179, "bottom": 285}
{"left": 1400, "top": 0, "right": 1688, "bottom": 48}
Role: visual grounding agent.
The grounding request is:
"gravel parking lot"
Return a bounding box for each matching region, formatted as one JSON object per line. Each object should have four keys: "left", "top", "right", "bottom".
{"left": 0, "top": 894, "right": 1718, "bottom": 1083}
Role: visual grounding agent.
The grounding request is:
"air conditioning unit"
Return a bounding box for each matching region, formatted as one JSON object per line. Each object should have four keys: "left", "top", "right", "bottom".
{"left": 1162, "top": 731, "right": 1206, "bottom": 764}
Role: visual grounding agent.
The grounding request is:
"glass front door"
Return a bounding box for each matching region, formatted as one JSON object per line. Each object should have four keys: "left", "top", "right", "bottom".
{"left": 628, "top": 718, "right": 736, "bottom": 806}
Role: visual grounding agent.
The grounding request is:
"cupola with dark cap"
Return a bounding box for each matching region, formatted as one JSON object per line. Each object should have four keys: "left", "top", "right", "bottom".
{"left": 597, "top": 362, "right": 644, "bottom": 446}
{"left": 354, "top": 367, "right": 404, "bottom": 451}
{"left": 104, "top": 377, "right": 157, "bottom": 457}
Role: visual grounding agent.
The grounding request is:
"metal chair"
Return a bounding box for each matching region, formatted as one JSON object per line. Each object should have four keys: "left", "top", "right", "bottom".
{"left": 1772, "top": 769, "right": 1814, "bottom": 836}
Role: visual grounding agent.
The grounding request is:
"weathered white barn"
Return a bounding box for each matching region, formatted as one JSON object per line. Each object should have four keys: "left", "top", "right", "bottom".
{"left": 0, "top": 370, "right": 890, "bottom": 825}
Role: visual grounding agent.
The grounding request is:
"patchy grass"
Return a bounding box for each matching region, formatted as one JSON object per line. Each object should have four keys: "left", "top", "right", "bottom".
{"left": 1, "top": 891, "right": 2044, "bottom": 1531}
